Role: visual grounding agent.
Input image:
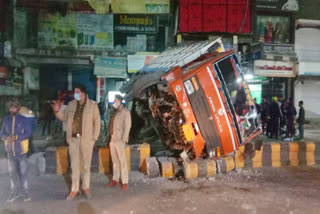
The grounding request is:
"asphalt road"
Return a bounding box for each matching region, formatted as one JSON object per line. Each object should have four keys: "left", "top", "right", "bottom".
{"left": 1, "top": 166, "right": 320, "bottom": 214}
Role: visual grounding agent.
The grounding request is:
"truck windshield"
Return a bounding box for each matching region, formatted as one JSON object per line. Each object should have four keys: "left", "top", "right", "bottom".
{"left": 214, "top": 55, "right": 257, "bottom": 143}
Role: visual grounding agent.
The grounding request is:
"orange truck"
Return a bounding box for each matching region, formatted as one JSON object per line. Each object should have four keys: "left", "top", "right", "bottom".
{"left": 122, "top": 39, "right": 260, "bottom": 159}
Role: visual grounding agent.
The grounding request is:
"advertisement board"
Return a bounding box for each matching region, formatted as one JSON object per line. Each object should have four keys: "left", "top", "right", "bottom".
{"left": 111, "top": 0, "right": 169, "bottom": 14}
{"left": 38, "top": 13, "right": 114, "bottom": 50}
{"left": 94, "top": 57, "right": 127, "bottom": 78}
{"left": 255, "top": 16, "right": 291, "bottom": 44}
{"left": 255, "top": 0, "right": 299, "bottom": 12}
{"left": 128, "top": 54, "right": 158, "bottom": 73}
{"left": 114, "top": 14, "right": 158, "bottom": 34}
{"left": 38, "top": 13, "right": 77, "bottom": 49}
{"left": 77, "top": 14, "right": 113, "bottom": 50}
{"left": 254, "top": 60, "right": 296, "bottom": 77}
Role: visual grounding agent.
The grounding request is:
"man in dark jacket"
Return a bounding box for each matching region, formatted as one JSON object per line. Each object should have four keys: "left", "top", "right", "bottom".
{"left": 0, "top": 99, "right": 32, "bottom": 202}
{"left": 260, "top": 98, "right": 268, "bottom": 134}
{"left": 297, "top": 100, "right": 305, "bottom": 140}
{"left": 284, "top": 98, "right": 297, "bottom": 141}
{"left": 269, "top": 97, "right": 282, "bottom": 139}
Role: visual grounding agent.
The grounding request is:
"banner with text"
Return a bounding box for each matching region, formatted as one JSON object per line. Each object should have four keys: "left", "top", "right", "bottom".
{"left": 77, "top": 14, "right": 113, "bottom": 50}
{"left": 114, "top": 14, "right": 158, "bottom": 34}
{"left": 38, "top": 13, "right": 113, "bottom": 50}
{"left": 254, "top": 60, "right": 296, "bottom": 77}
{"left": 128, "top": 54, "right": 158, "bottom": 73}
{"left": 112, "top": 0, "right": 169, "bottom": 14}
{"left": 94, "top": 57, "right": 127, "bottom": 78}
{"left": 38, "top": 13, "right": 77, "bottom": 49}
{"left": 255, "top": 0, "right": 299, "bottom": 12}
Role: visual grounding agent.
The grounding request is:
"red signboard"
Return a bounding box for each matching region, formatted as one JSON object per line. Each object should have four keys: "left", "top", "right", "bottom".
{"left": 179, "top": 0, "right": 251, "bottom": 34}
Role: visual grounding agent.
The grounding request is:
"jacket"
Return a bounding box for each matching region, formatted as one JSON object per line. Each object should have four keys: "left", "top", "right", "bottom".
{"left": 56, "top": 97, "right": 101, "bottom": 144}
{"left": 0, "top": 114, "right": 32, "bottom": 157}
{"left": 297, "top": 106, "right": 305, "bottom": 124}
{"left": 110, "top": 105, "right": 131, "bottom": 143}
{"left": 269, "top": 101, "right": 282, "bottom": 119}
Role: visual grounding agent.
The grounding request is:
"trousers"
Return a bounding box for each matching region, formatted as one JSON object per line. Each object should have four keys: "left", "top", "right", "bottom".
{"left": 110, "top": 140, "right": 128, "bottom": 184}
{"left": 8, "top": 154, "right": 29, "bottom": 194}
{"left": 69, "top": 137, "right": 94, "bottom": 192}
{"left": 298, "top": 123, "right": 304, "bottom": 139}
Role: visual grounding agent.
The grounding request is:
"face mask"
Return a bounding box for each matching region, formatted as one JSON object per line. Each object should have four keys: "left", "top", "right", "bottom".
{"left": 74, "top": 93, "right": 81, "bottom": 101}
{"left": 10, "top": 111, "right": 17, "bottom": 116}
{"left": 112, "top": 102, "right": 120, "bottom": 109}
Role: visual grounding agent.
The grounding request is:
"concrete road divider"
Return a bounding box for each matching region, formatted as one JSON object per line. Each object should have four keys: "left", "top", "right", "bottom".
{"left": 45, "top": 146, "right": 68, "bottom": 175}
{"left": 216, "top": 156, "right": 235, "bottom": 173}
{"left": 98, "top": 143, "right": 150, "bottom": 174}
{"left": 184, "top": 159, "right": 216, "bottom": 179}
{"left": 236, "top": 142, "right": 317, "bottom": 169}
{"left": 145, "top": 157, "right": 160, "bottom": 178}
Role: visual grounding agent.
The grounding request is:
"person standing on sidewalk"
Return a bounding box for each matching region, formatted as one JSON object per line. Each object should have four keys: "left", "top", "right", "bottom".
{"left": 52, "top": 85, "right": 101, "bottom": 200}
{"left": 284, "top": 98, "right": 296, "bottom": 141}
{"left": 107, "top": 95, "right": 131, "bottom": 191}
{"left": 269, "top": 97, "right": 283, "bottom": 139}
{"left": 0, "top": 99, "right": 32, "bottom": 202}
{"left": 297, "top": 100, "right": 305, "bottom": 140}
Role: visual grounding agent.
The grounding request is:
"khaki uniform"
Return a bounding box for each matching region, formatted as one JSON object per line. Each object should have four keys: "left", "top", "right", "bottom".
{"left": 110, "top": 105, "right": 131, "bottom": 184}
{"left": 56, "top": 97, "right": 100, "bottom": 192}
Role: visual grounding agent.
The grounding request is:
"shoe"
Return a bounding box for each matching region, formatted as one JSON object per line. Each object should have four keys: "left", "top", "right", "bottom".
{"left": 107, "top": 180, "right": 118, "bottom": 188}
{"left": 22, "top": 192, "right": 31, "bottom": 202}
{"left": 6, "top": 192, "right": 19, "bottom": 203}
{"left": 66, "top": 191, "right": 79, "bottom": 201}
{"left": 82, "top": 189, "right": 92, "bottom": 199}
{"left": 284, "top": 138, "right": 291, "bottom": 142}
{"left": 122, "top": 184, "right": 128, "bottom": 191}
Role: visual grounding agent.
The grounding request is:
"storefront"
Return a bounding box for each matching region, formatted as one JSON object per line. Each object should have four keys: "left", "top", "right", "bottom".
{"left": 294, "top": 19, "right": 320, "bottom": 120}
{"left": 251, "top": 0, "right": 299, "bottom": 102}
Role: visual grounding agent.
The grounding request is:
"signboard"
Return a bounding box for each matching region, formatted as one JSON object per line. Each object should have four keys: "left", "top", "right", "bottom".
{"left": 254, "top": 60, "right": 296, "bottom": 77}
{"left": 94, "top": 57, "right": 127, "bottom": 78}
{"left": 111, "top": 0, "right": 169, "bottom": 14}
{"left": 38, "top": 13, "right": 114, "bottom": 50}
{"left": 255, "top": 0, "right": 299, "bottom": 12}
{"left": 298, "top": 62, "right": 320, "bottom": 76}
{"left": 38, "top": 13, "right": 77, "bottom": 49}
{"left": 77, "top": 14, "right": 113, "bottom": 50}
{"left": 128, "top": 54, "right": 158, "bottom": 73}
{"left": 114, "top": 14, "right": 158, "bottom": 33}
{"left": 255, "top": 16, "right": 291, "bottom": 44}
{"left": 261, "top": 44, "right": 294, "bottom": 55}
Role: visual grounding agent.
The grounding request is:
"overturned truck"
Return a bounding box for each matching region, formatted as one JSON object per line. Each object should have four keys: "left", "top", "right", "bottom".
{"left": 122, "top": 39, "right": 261, "bottom": 159}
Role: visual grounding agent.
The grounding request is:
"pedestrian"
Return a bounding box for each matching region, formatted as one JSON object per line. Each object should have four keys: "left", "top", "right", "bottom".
{"left": 284, "top": 98, "right": 297, "bottom": 141}
{"left": 41, "top": 100, "right": 54, "bottom": 136}
{"left": 260, "top": 98, "right": 268, "bottom": 134}
{"left": 0, "top": 99, "right": 32, "bottom": 202}
{"left": 297, "top": 100, "right": 305, "bottom": 140}
{"left": 253, "top": 98, "right": 261, "bottom": 125}
{"left": 269, "top": 97, "right": 282, "bottom": 139}
{"left": 107, "top": 95, "right": 132, "bottom": 191}
{"left": 51, "top": 84, "right": 101, "bottom": 200}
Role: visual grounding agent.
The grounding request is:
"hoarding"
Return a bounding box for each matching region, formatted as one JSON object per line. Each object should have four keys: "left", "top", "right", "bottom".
{"left": 254, "top": 60, "right": 296, "bottom": 77}
{"left": 114, "top": 14, "right": 158, "bottom": 33}
{"left": 94, "top": 57, "right": 127, "bottom": 78}
{"left": 255, "top": 0, "right": 299, "bottom": 12}
{"left": 255, "top": 16, "right": 291, "bottom": 44}
{"left": 128, "top": 54, "right": 158, "bottom": 73}
{"left": 77, "top": 14, "right": 113, "bottom": 50}
{"left": 38, "top": 13, "right": 77, "bottom": 49}
{"left": 38, "top": 13, "right": 114, "bottom": 50}
{"left": 111, "top": 0, "right": 169, "bottom": 14}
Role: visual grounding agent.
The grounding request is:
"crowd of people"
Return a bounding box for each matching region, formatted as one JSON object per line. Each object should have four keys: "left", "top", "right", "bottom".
{"left": 256, "top": 97, "right": 305, "bottom": 141}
